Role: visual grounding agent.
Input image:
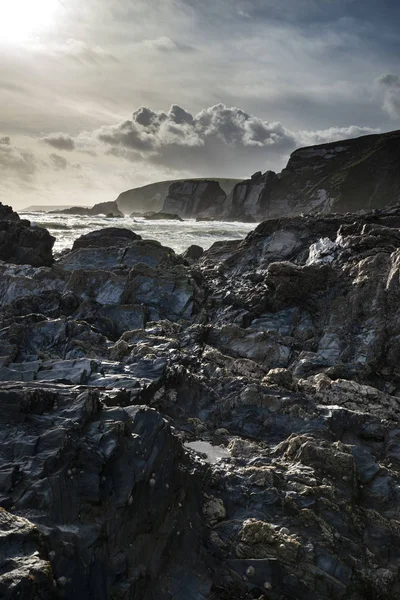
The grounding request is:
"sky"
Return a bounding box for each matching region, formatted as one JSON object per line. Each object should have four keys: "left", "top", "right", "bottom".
{"left": 0, "top": 0, "right": 399, "bottom": 209}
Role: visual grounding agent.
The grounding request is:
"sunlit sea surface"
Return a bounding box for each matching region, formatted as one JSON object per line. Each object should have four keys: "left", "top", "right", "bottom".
{"left": 21, "top": 212, "right": 257, "bottom": 255}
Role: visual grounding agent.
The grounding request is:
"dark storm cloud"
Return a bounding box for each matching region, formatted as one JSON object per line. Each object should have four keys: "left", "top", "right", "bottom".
{"left": 377, "top": 74, "right": 400, "bottom": 119}
{"left": 0, "top": 136, "right": 11, "bottom": 145}
{"left": 42, "top": 133, "right": 76, "bottom": 151}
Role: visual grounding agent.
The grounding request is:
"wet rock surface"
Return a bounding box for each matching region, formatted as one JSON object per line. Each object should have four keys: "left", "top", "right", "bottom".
{"left": 3, "top": 206, "right": 400, "bottom": 597}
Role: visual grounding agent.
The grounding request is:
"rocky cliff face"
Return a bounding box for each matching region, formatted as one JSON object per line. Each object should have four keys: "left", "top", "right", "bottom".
{"left": 225, "top": 129, "right": 400, "bottom": 220}
{"left": 222, "top": 170, "right": 279, "bottom": 220}
{"left": 116, "top": 179, "right": 241, "bottom": 215}
{"left": 3, "top": 206, "right": 400, "bottom": 598}
{"left": 162, "top": 180, "right": 227, "bottom": 219}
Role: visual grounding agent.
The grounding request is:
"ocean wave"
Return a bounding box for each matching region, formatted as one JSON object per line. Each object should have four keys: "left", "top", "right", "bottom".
{"left": 28, "top": 213, "right": 256, "bottom": 254}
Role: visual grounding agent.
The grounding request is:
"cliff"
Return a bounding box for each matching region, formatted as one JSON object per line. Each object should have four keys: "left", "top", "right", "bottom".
{"left": 162, "top": 179, "right": 226, "bottom": 218}
{"left": 116, "top": 178, "right": 241, "bottom": 215}
{"left": 225, "top": 129, "right": 400, "bottom": 220}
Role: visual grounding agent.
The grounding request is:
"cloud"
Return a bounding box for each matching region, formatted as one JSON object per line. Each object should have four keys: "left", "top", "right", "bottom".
{"left": 296, "top": 125, "right": 380, "bottom": 147}
{"left": 0, "top": 136, "right": 11, "bottom": 145}
{"left": 42, "top": 132, "right": 76, "bottom": 151}
{"left": 377, "top": 73, "right": 400, "bottom": 119}
{"left": 45, "top": 39, "right": 119, "bottom": 65}
{"left": 139, "top": 37, "right": 178, "bottom": 51}
{"left": 0, "top": 143, "right": 38, "bottom": 180}
{"left": 88, "top": 102, "right": 378, "bottom": 175}
{"left": 94, "top": 103, "right": 297, "bottom": 174}
{"left": 50, "top": 153, "right": 69, "bottom": 170}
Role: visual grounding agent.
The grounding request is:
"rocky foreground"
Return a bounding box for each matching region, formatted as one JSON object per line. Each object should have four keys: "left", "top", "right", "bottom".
{"left": 2, "top": 203, "right": 400, "bottom": 599}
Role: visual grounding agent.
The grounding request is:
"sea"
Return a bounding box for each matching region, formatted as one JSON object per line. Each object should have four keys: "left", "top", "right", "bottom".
{"left": 21, "top": 212, "right": 256, "bottom": 255}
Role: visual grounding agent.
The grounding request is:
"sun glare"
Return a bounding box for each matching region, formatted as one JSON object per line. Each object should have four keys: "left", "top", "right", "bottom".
{"left": 0, "top": 0, "right": 59, "bottom": 43}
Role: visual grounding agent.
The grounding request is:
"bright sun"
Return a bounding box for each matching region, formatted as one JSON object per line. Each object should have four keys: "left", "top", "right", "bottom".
{"left": 0, "top": 0, "right": 59, "bottom": 43}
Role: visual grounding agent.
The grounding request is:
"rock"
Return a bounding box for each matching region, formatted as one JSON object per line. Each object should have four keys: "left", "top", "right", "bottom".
{"left": 142, "top": 211, "right": 183, "bottom": 221}
{"left": 123, "top": 263, "right": 195, "bottom": 321}
{"left": 0, "top": 387, "right": 210, "bottom": 599}
{"left": 0, "top": 203, "right": 20, "bottom": 221}
{"left": 0, "top": 202, "right": 54, "bottom": 267}
{"left": 59, "top": 239, "right": 177, "bottom": 271}
{"left": 220, "top": 129, "right": 400, "bottom": 221}
{"left": 0, "top": 508, "right": 56, "bottom": 599}
{"left": 72, "top": 227, "right": 141, "bottom": 249}
{"left": 202, "top": 496, "right": 226, "bottom": 525}
{"left": 182, "top": 244, "right": 204, "bottom": 262}
{"left": 3, "top": 203, "right": 400, "bottom": 598}
{"left": 52, "top": 200, "right": 123, "bottom": 217}
{"left": 223, "top": 170, "right": 279, "bottom": 220}
{"left": 162, "top": 180, "right": 227, "bottom": 219}
{"left": 264, "top": 368, "right": 294, "bottom": 388}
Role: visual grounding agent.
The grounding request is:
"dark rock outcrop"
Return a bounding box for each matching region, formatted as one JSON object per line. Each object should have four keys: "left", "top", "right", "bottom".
{"left": 52, "top": 201, "right": 123, "bottom": 217}
{"left": 0, "top": 202, "right": 54, "bottom": 267}
{"left": 141, "top": 212, "right": 183, "bottom": 221}
{"left": 224, "top": 129, "right": 400, "bottom": 220}
{"left": 4, "top": 204, "right": 400, "bottom": 598}
{"left": 162, "top": 180, "right": 227, "bottom": 219}
{"left": 72, "top": 227, "right": 142, "bottom": 250}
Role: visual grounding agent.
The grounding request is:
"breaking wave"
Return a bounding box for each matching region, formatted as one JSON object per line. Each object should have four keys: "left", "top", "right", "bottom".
{"left": 21, "top": 212, "right": 256, "bottom": 254}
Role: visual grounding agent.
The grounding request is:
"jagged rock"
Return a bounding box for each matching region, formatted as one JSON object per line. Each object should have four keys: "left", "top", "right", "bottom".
{"left": 0, "top": 203, "right": 54, "bottom": 267}
{"left": 0, "top": 508, "right": 56, "bottom": 599}
{"left": 0, "top": 386, "right": 210, "bottom": 599}
{"left": 4, "top": 204, "right": 400, "bottom": 598}
{"left": 123, "top": 263, "right": 195, "bottom": 321}
{"left": 0, "top": 203, "right": 20, "bottom": 221}
{"left": 162, "top": 180, "right": 226, "bottom": 219}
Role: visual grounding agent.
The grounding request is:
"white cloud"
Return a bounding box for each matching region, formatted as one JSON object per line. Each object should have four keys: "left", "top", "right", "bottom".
{"left": 296, "top": 125, "right": 380, "bottom": 147}
{"left": 92, "top": 103, "right": 297, "bottom": 175}
{"left": 138, "top": 37, "right": 178, "bottom": 51}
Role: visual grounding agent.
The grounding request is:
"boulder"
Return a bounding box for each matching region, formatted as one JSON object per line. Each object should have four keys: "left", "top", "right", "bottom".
{"left": 72, "top": 227, "right": 141, "bottom": 250}
{"left": 0, "top": 203, "right": 54, "bottom": 267}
